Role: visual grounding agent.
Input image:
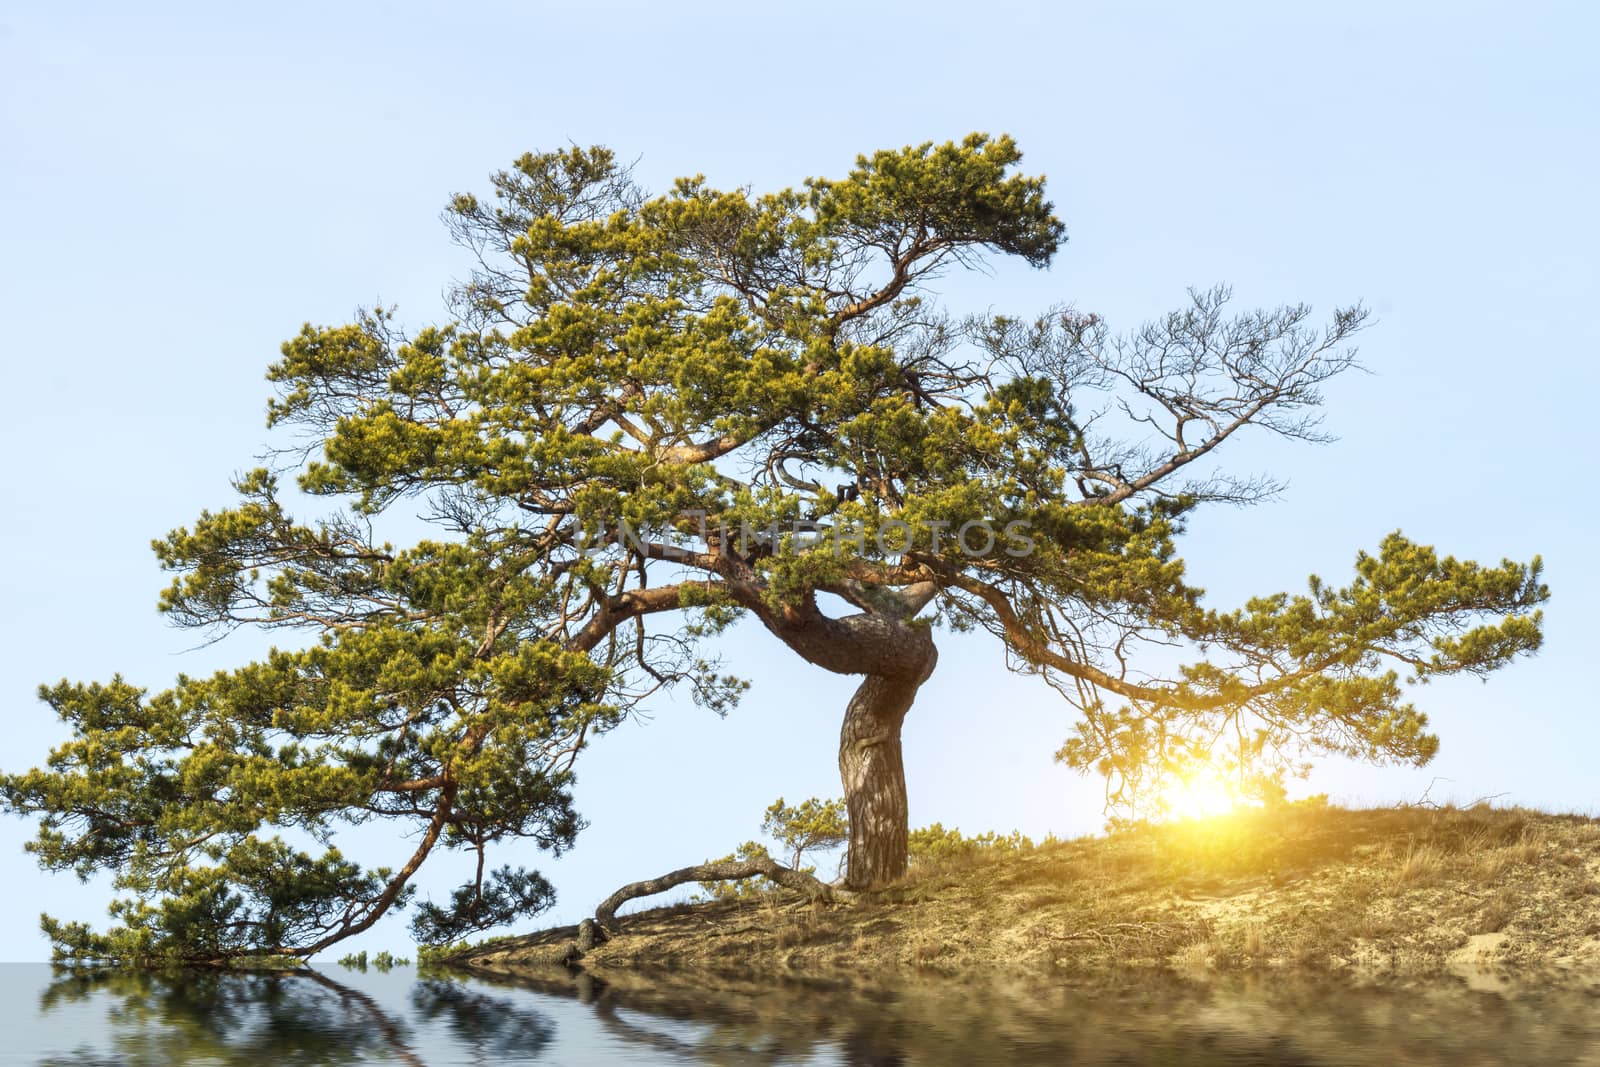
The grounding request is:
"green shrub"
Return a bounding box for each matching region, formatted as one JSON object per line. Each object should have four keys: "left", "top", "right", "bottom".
{"left": 762, "top": 797, "right": 847, "bottom": 870}
{"left": 908, "top": 823, "right": 1034, "bottom": 865}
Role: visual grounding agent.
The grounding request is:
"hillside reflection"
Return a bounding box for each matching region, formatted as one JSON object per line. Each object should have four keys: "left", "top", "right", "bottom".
{"left": 464, "top": 964, "right": 1600, "bottom": 1067}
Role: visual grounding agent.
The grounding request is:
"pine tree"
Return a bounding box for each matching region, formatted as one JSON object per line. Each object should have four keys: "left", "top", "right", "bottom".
{"left": 1, "top": 136, "right": 1546, "bottom": 962}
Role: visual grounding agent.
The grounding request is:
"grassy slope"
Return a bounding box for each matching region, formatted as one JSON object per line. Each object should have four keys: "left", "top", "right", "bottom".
{"left": 447, "top": 804, "right": 1600, "bottom": 986}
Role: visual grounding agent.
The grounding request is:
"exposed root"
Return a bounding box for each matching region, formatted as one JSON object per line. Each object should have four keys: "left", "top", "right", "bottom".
{"left": 595, "top": 856, "right": 835, "bottom": 931}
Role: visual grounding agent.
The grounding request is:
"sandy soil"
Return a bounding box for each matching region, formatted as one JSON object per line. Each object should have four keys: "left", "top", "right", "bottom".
{"left": 443, "top": 803, "right": 1600, "bottom": 988}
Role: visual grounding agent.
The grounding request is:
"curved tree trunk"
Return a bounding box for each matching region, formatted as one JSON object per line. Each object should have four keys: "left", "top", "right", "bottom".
{"left": 728, "top": 580, "right": 941, "bottom": 892}
{"left": 840, "top": 647, "right": 936, "bottom": 890}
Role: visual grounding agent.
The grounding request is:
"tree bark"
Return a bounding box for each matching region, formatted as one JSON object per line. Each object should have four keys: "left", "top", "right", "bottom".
{"left": 840, "top": 641, "right": 937, "bottom": 890}
{"left": 726, "top": 580, "right": 940, "bottom": 892}
{"left": 594, "top": 855, "right": 832, "bottom": 930}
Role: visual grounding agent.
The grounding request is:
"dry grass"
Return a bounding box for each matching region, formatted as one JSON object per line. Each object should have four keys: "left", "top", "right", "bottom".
{"left": 1473, "top": 849, "right": 1511, "bottom": 882}
{"left": 1396, "top": 843, "right": 1446, "bottom": 886}
{"left": 1476, "top": 893, "right": 1517, "bottom": 934}
{"left": 1173, "top": 939, "right": 1215, "bottom": 971}
{"left": 911, "top": 937, "right": 948, "bottom": 968}
{"left": 451, "top": 803, "right": 1600, "bottom": 985}
{"left": 1241, "top": 919, "right": 1265, "bottom": 959}
{"left": 1353, "top": 911, "right": 1396, "bottom": 940}
{"left": 1504, "top": 827, "right": 1547, "bottom": 866}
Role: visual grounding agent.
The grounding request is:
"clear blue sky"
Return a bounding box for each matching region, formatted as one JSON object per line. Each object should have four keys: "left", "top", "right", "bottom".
{"left": 1, "top": 1, "right": 1594, "bottom": 961}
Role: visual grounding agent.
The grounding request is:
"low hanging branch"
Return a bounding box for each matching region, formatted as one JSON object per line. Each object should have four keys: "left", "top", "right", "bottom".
{"left": 595, "top": 856, "right": 835, "bottom": 930}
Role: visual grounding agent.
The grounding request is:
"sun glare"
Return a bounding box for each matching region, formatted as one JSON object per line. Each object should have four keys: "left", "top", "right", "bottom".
{"left": 1161, "top": 770, "right": 1242, "bottom": 821}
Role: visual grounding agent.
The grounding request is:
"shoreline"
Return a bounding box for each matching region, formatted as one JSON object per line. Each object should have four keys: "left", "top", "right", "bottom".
{"left": 439, "top": 804, "right": 1600, "bottom": 991}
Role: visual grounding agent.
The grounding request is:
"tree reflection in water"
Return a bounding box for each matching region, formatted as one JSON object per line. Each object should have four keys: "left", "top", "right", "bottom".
{"left": 410, "top": 977, "right": 555, "bottom": 1058}
{"left": 38, "top": 967, "right": 424, "bottom": 1066}
{"left": 36, "top": 966, "right": 553, "bottom": 1066}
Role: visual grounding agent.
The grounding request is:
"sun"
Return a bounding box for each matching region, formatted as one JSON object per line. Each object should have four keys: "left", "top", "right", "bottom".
{"left": 1161, "top": 769, "right": 1242, "bottom": 821}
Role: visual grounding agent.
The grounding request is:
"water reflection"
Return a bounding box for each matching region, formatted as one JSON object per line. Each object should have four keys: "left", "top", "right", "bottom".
{"left": 30, "top": 966, "right": 559, "bottom": 1065}
{"left": 410, "top": 977, "right": 556, "bottom": 1058}
{"left": 16, "top": 960, "right": 1600, "bottom": 1065}
{"left": 36, "top": 967, "right": 426, "bottom": 1066}
{"left": 467, "top": 964, "right": 1600, "bottom": 1067}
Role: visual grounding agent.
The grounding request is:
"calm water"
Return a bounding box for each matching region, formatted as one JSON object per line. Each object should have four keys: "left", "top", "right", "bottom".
{"left": 3, "top": 961, "right": 1599, "bottom": 1065}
